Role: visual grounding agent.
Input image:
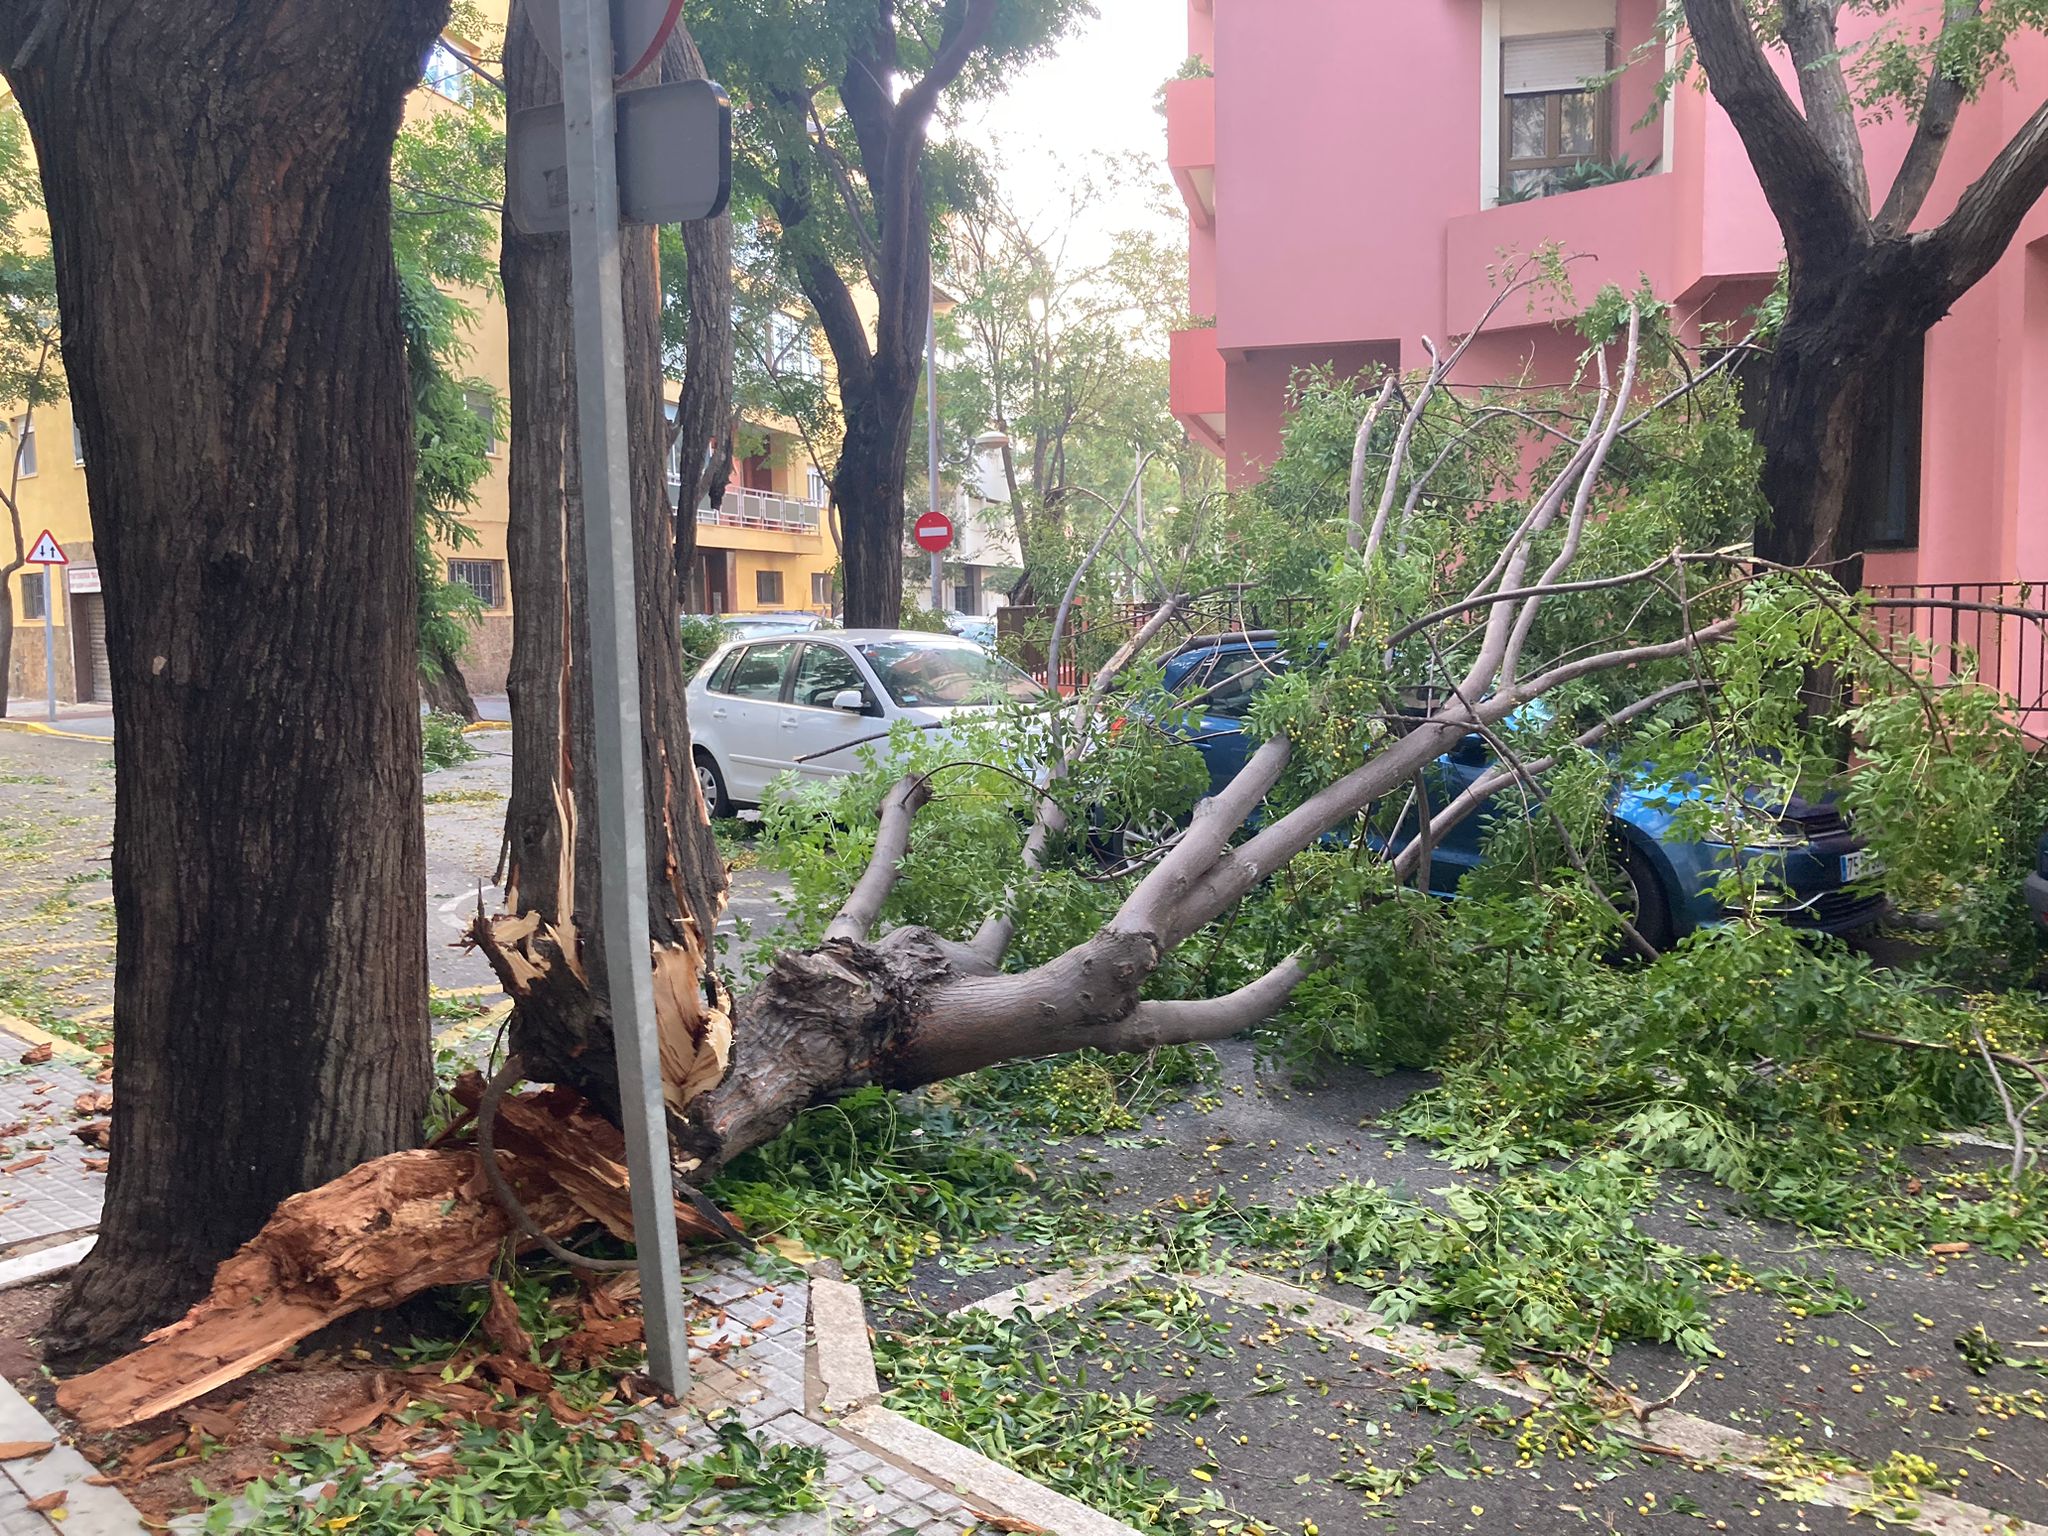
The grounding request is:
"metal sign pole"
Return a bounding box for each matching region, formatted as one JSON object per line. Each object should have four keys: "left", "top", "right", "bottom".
{"left": 926, "top": 300, "right": 943, "bottom": 612}
{"left": 41, "top": 568, "right": 55, "bottom": 722}
{"left": 556, "top": 0, "right": 690, "bottom": 1394}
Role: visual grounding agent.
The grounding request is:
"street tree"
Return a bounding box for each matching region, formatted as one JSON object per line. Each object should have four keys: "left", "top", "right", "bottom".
{"left": 689, "top": 0, "right": 1091, "bottom": 627}
{"left": 1678, "top": 0, "right": 2048, "bottom": 571}
{"left": 0, "top": 0, "right": 446, "bottom": 1350}
{"left": 492, "top": 8, "right": 731, "bottom": 1123}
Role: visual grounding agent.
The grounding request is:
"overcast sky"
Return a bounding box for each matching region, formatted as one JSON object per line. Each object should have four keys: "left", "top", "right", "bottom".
{"left": 950, "top": 0, "right": 1188, "bottom": 263}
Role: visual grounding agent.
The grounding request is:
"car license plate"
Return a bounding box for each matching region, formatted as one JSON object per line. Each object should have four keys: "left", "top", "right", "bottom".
{"left": 1840, "top": 849, "right": 1881, "bottom": 881}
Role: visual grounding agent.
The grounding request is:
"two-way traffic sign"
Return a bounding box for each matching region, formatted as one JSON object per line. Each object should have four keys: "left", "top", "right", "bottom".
{"left": 26, "top": 528, "right": 65, "bottom": 565}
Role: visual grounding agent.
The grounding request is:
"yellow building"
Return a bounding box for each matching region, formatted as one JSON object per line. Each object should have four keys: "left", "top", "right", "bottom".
{"left": 3, "top": 24, "right": 836, "bottom": 704}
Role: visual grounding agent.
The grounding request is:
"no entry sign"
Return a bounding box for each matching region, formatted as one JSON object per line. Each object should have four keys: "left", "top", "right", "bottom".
{"left": 913, "top": 511, "right": 954, "bottom": 552}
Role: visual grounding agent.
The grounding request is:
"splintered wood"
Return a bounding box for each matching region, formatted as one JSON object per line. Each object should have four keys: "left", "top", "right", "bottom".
{"left": 55, "top": 1081, "right": 740, "bottom": 1433}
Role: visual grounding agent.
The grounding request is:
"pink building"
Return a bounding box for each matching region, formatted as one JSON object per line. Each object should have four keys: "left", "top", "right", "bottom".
{"left": 1166, "top": 0, "right": 2048, "bottom": 589}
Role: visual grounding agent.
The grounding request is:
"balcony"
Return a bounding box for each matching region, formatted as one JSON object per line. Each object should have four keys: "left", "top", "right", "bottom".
{"left": 1170, "top": 326, "right": 1226, "bottom": 455}
{"left": 1445, "top": 172, "right": 1685, "bottom": 333}
{"left": 668, "top": 481, "right": 825, "bottom": 535}
{"left": 1165, "top": 75, "right": 1215, "bottom": 228}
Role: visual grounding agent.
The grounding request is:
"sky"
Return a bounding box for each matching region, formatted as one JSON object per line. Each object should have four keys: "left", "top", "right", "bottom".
{"left": 950, "top": 0, "right": 1188, "bottom": 266}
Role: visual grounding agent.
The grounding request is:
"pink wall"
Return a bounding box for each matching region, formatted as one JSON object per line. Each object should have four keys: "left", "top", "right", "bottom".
{"left": 1173, "top": 0, "right": 2048, "bottom": 584}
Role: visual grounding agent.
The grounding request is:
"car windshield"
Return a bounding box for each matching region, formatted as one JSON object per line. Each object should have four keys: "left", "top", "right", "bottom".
{"left": 853, "top": 638, "right": 1044, "bottom": 708}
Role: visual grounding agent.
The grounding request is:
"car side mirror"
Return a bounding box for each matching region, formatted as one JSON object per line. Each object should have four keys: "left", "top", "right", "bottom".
{"left": 831, "top": 688, "right": 867, "bottom": 713}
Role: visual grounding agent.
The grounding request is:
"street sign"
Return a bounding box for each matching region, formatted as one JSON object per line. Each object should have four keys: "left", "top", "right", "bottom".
{"left": 26, "top": 529, "right": 65, "bottom": 565}
{"left": 521, "top": 0, "right": 682, "bottom": 80}
{"left": 508, "top": 78, "right": 731, "bottom": 235}
{"left": 914, "top": 511, "right": 954, "bottom": 553}
{"left": 67, "top": 565, "right": 99, "bottom": 594}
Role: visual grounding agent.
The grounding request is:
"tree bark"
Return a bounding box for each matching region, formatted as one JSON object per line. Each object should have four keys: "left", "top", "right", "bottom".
{"left": 1, "top": 0, "right": 443, "bottom": 1353}
{"left": 421, "top": 634, "right": 481, "bottom": 722}
{"left": 832, "top": 360, "right": 919, "bottom": 627}
{"left": 495, "top": 9, "right": 729, "bottom": 1125}
{"left": 663, "top": 28, "right": 733, "bottom": 610}
{"left": 0, "top": 585, "right": 14, "bottom": 717}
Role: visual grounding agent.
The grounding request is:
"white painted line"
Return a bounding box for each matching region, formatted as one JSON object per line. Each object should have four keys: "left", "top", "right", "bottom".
{"left": 837, "top": 1405, "right": 1149, "bottom": 1536}
{"left": 0, "top": 1234, "right": 96, "bottom": 1292}
{"left": 955, "top": 1257, "right": 1150, "bottom": 1321}
{"left": 0, "top": 1375, "right": 150, "bottom": 1534}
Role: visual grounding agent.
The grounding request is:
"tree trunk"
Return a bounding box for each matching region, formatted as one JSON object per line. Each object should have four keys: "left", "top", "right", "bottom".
{"left": 494, "top": 10, "right": 729, "bottom": 1125}
{"left": 833, "top": 367, "right": 917, "bottom": 628}
{"left": 0, "top": 582, "right": 14, "bottom": 717}
{"left": 2, "top": 0, "right": 443, "bottom": 1354}
{"left": 421, "top": 635, "right": 480, "bottom": 723}
{"left": 665, "top": 13, "right": 733, "bottom": 609}
{"left": 1752, "top": 251, "right": 1941, "bottom": 576}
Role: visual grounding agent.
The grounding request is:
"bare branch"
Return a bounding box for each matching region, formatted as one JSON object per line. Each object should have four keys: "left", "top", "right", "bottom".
{"left": 1345, "top": 374, "right": 1399, "bottom": 554}
{"left": 1875, "top": 0, "right": 1980, "bottom": 233}
{"left": 1680, "top": 0, "right": 1871, "bottom": 263}
{"left": 1778, "top": 0, "right": 1872, "bottom": 211}
{"left": 826, "top": 774, "right": 934, "bottom": 945}
{"left": 1105, "top": 955, "right": 1311, "bottom": 1051}
{"left": 1925, "top": 97, "right": 2048, "bottom": 313}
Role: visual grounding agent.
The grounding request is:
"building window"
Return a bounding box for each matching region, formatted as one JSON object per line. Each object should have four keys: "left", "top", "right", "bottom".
{"left": 755, "top": 569, "right": 784, "bottom": 605}
{"left": 465, "top": 389, "right": 497, "bottom": 456}
{"left": 1855, "top": 341, "right": 1925, "bottom": 551}
{"left": 448, "top": 558, "right": 502, "bottom": 609}
{"left": 11, "top": 416, "right": 34, "bottom": 478}
{"left": 806, "top": 464, "right": 829, "bottom": 506}
{"left": 768, "top": 311, "right": 824, "bottom": 381}
{"left": 422, "top": 39, "right": 476, "bottom": 105}
{"left": 19, "top": 570, "right": 45, "bottom": 621}
{"left": 810, "top": 571, "right": 834, "bottom": 607}
{"left": 1501, "top": 32, "right": 1611, "bottom": 199}
{"left": 952, "top": 584, "right": 973, "bottom": 613}
{"left": 71, "top": 422, "right": 83, "bottom": 465}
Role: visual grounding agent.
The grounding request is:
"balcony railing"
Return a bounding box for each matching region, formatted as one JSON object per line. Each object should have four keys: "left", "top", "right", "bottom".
{"left": 667, "top": 480, "right": 824, "bottom": 534}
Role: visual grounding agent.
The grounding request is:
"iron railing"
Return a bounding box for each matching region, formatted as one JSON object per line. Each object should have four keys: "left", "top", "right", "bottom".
{"left": 665, "top": 479, "right": 825, "bottom": 534}
{"left": 1864, "top": 581, "right": 2048, "bottom": 730}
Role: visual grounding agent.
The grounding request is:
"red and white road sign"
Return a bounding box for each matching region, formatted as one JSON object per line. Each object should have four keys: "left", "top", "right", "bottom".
{"left": 26, "top": 529, "right": 65, "bottom": 565}
{"left": 913, "top": 511, "right": 954, "bottom": 552}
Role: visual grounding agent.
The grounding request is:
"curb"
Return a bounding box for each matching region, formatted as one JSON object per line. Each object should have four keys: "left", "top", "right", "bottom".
{"left": 0, "top": 1235, "right": 96, "bottom": 1291}
{"left": 0, "top": 719, "right": 110, "bottom": 744}
{"left": 803, "top": 1265, "right": 1148, "bottom": 1536}
{"left": 0, "top": 1377, "right": 150, "bottom": 1534}
{"left": 0, "top": 1008, "right": 95, "bottom": 1063}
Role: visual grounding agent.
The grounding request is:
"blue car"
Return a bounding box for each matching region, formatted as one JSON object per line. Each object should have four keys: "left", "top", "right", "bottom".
{"left": 1153, "top": 633, "right": 1885, "bottom": 946}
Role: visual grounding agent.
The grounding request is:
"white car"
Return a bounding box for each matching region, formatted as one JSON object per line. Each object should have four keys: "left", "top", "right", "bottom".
{"left": 686, "top": 628, "right": 1045, "bottom": 815}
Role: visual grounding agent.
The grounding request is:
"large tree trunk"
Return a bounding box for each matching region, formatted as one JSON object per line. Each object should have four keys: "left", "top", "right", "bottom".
{"left": 1752, "top": 246, "right": 1949, "bottom": 576}
{"left": 494, "top": 11, "right": 728, "bottom": 1125}
{"left": 833, "top": 367, "right": 917, "bottom": 628}
{"left": 2, "top": 0, "right": 443, "bottom": 1353}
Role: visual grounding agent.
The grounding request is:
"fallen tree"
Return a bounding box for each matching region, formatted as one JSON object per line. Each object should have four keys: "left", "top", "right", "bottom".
{"left": 473, "top": 283, "right": 1834, "bottom": 1176}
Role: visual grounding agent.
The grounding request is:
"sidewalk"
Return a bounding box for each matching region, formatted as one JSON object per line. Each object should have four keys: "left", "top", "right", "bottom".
{"left": 0, "top": 700, "right": 113, "bottom": 741}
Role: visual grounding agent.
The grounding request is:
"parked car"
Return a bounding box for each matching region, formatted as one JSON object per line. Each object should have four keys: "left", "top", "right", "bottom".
{"left": 700, "top": 610, "right": 836, "bottom": 641}
{"left": 943, "top": 612, "right": 998, "bottom": 649}
{"left": 1151, "top": 633, "right": 1885, "bottom": 946}
{"left": 687, "top": 628, "right": 1046, "bottom": 815}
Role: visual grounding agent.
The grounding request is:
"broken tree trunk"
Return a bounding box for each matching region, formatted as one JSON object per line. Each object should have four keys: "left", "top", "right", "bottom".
{"left": 55, "top": 1083, "right": 739, "bottom": 1433}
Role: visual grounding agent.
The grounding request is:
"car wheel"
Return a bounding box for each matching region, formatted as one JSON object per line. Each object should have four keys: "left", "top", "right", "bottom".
{"left": 1110, "top": 808, "right": 1184, "bottom": 865}
{"left": 694, "top": 749, "right": 733, "bottom": 820}
{"left": 1607, "top": 837, "right": 1676, "bottom": 956}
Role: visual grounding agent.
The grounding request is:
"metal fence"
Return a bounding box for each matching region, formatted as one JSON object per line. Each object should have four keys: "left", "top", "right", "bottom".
{"left": 1864, "top": 581, "right": 2048, "bottom": 731}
